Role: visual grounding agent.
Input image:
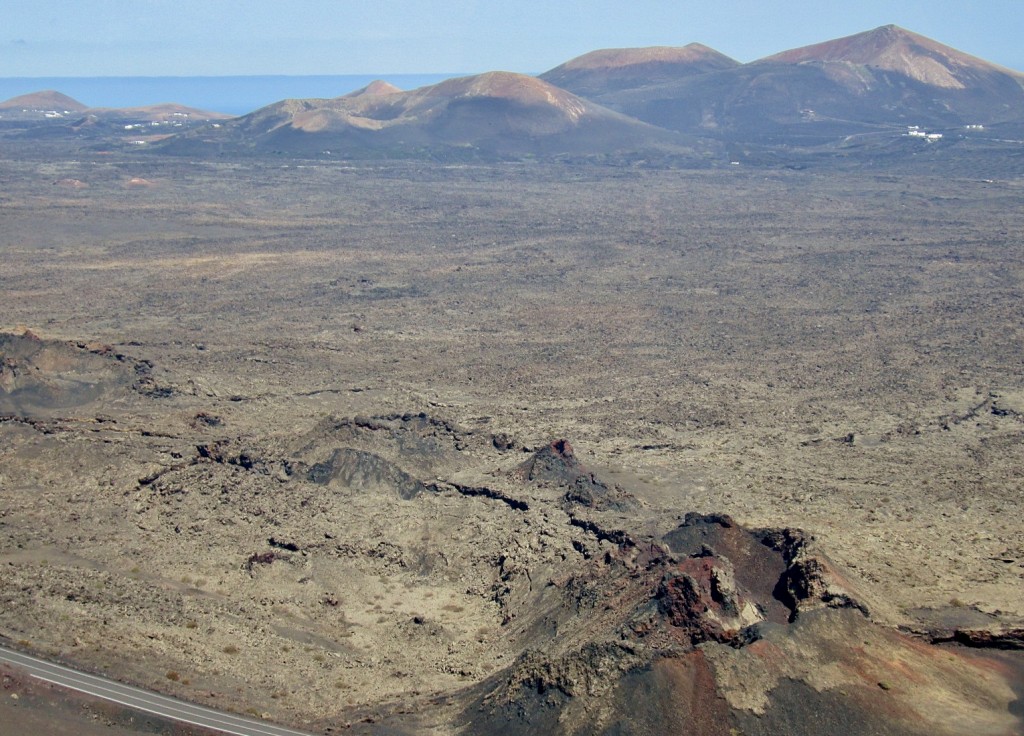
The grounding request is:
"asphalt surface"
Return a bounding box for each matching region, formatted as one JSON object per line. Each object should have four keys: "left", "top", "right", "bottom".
{"left": 0, "top": 645, "right": 318, "bottom": 736}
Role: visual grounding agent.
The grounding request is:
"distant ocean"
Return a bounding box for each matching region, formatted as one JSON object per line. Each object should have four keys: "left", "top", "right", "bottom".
{"left": 0, "top": 75, "right": 467, "bottom": 116}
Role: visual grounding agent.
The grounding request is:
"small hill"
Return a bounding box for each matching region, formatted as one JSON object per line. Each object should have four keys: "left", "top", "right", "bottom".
{"left": 160, "top": 71, "right": 695, "bottom": 161}
{"left": 85, "top": 102, "right": 231, "bottom": 123}
{"left": 342, "top": 80, "right": 402, "bottom": 98}
{"left": 0, "top": 89, "right": 88, "bottom": 112}
{"left": 540, "top": 43, "right": 739, "bottom": 97}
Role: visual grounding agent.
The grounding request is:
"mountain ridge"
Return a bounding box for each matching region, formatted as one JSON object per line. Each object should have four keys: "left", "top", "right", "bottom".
{"left": 573, "top": 24, "right": 1024, "bottom": 146}
{"left": 5, "top": 24, "right": 1024, "bottom": 164}
{"left": 161, "top": 70, "right": 694, "bottom": 160}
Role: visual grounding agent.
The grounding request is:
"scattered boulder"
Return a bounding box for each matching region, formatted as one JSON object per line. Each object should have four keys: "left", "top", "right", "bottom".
{"left": 492, "top": 432, "right": 515, "bottom": 451}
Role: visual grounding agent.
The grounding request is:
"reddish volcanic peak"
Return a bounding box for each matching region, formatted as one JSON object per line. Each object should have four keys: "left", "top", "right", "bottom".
{"left": 0, "top": 89, "right": 88, "bottom": 111}
{"left": 539, "top": 44, "right": 739, "bottom": 97}
{"left": 342, "top": 80, "right": 402, "bottom": 98}
{"left": 760, "top": 24, "right": 1022, "bottom": 88}
{"left": 551, "top": 43, "right": 737, "bottom": 72}
{"left": 418, "top": 71, "right": 586, "bottom": 108}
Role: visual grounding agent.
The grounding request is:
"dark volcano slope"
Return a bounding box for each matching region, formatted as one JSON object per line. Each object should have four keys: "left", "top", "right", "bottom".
{"left": 458, "top": 513, "right": 1021, "bottom": 736}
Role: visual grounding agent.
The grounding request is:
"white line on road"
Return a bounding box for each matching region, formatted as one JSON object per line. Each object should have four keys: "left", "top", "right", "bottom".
{"left": 0, "top": 645, "right": 318, "bottom": 736}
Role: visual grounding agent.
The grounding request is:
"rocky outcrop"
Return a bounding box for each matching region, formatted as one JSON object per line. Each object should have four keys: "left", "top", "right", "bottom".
{"left": 0, "top": 330, "right": 171, "bottom": 415}
{"left": 305, "top": 447, "right": 426, "bottom": 500}
{"left": 517, "top": 439, "right": 635, "bottom": 510}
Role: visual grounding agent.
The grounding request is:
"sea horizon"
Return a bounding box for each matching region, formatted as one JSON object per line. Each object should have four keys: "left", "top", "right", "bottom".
{"left": 0, "top": 74, "right": 471, "bottom": 116}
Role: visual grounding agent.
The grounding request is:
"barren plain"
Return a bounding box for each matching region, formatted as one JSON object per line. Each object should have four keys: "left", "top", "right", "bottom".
{"left": 0, "top": 144, "right": 1022, "bottom": 733}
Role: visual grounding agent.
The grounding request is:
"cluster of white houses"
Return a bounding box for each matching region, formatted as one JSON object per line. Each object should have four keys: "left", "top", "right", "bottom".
{"left": 906, "top": 123, "right": 987, "bottom": 141}
{"left": 906, "top": 125, "right": 943, "bottom": 140}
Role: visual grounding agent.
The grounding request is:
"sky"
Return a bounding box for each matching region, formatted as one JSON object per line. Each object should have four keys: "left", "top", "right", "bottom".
{"left": 3, "top": 0, "right": 1023, "bottom": 78}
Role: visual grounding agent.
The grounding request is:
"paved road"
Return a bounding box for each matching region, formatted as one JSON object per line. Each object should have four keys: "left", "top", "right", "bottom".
{"left": 0, "top": 645, "right": 318, "bottom": 736}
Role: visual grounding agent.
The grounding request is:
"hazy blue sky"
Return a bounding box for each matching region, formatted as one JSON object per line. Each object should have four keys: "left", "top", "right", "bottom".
{"left": 3, "top": 0, "right": 1023, "bottom": 77}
